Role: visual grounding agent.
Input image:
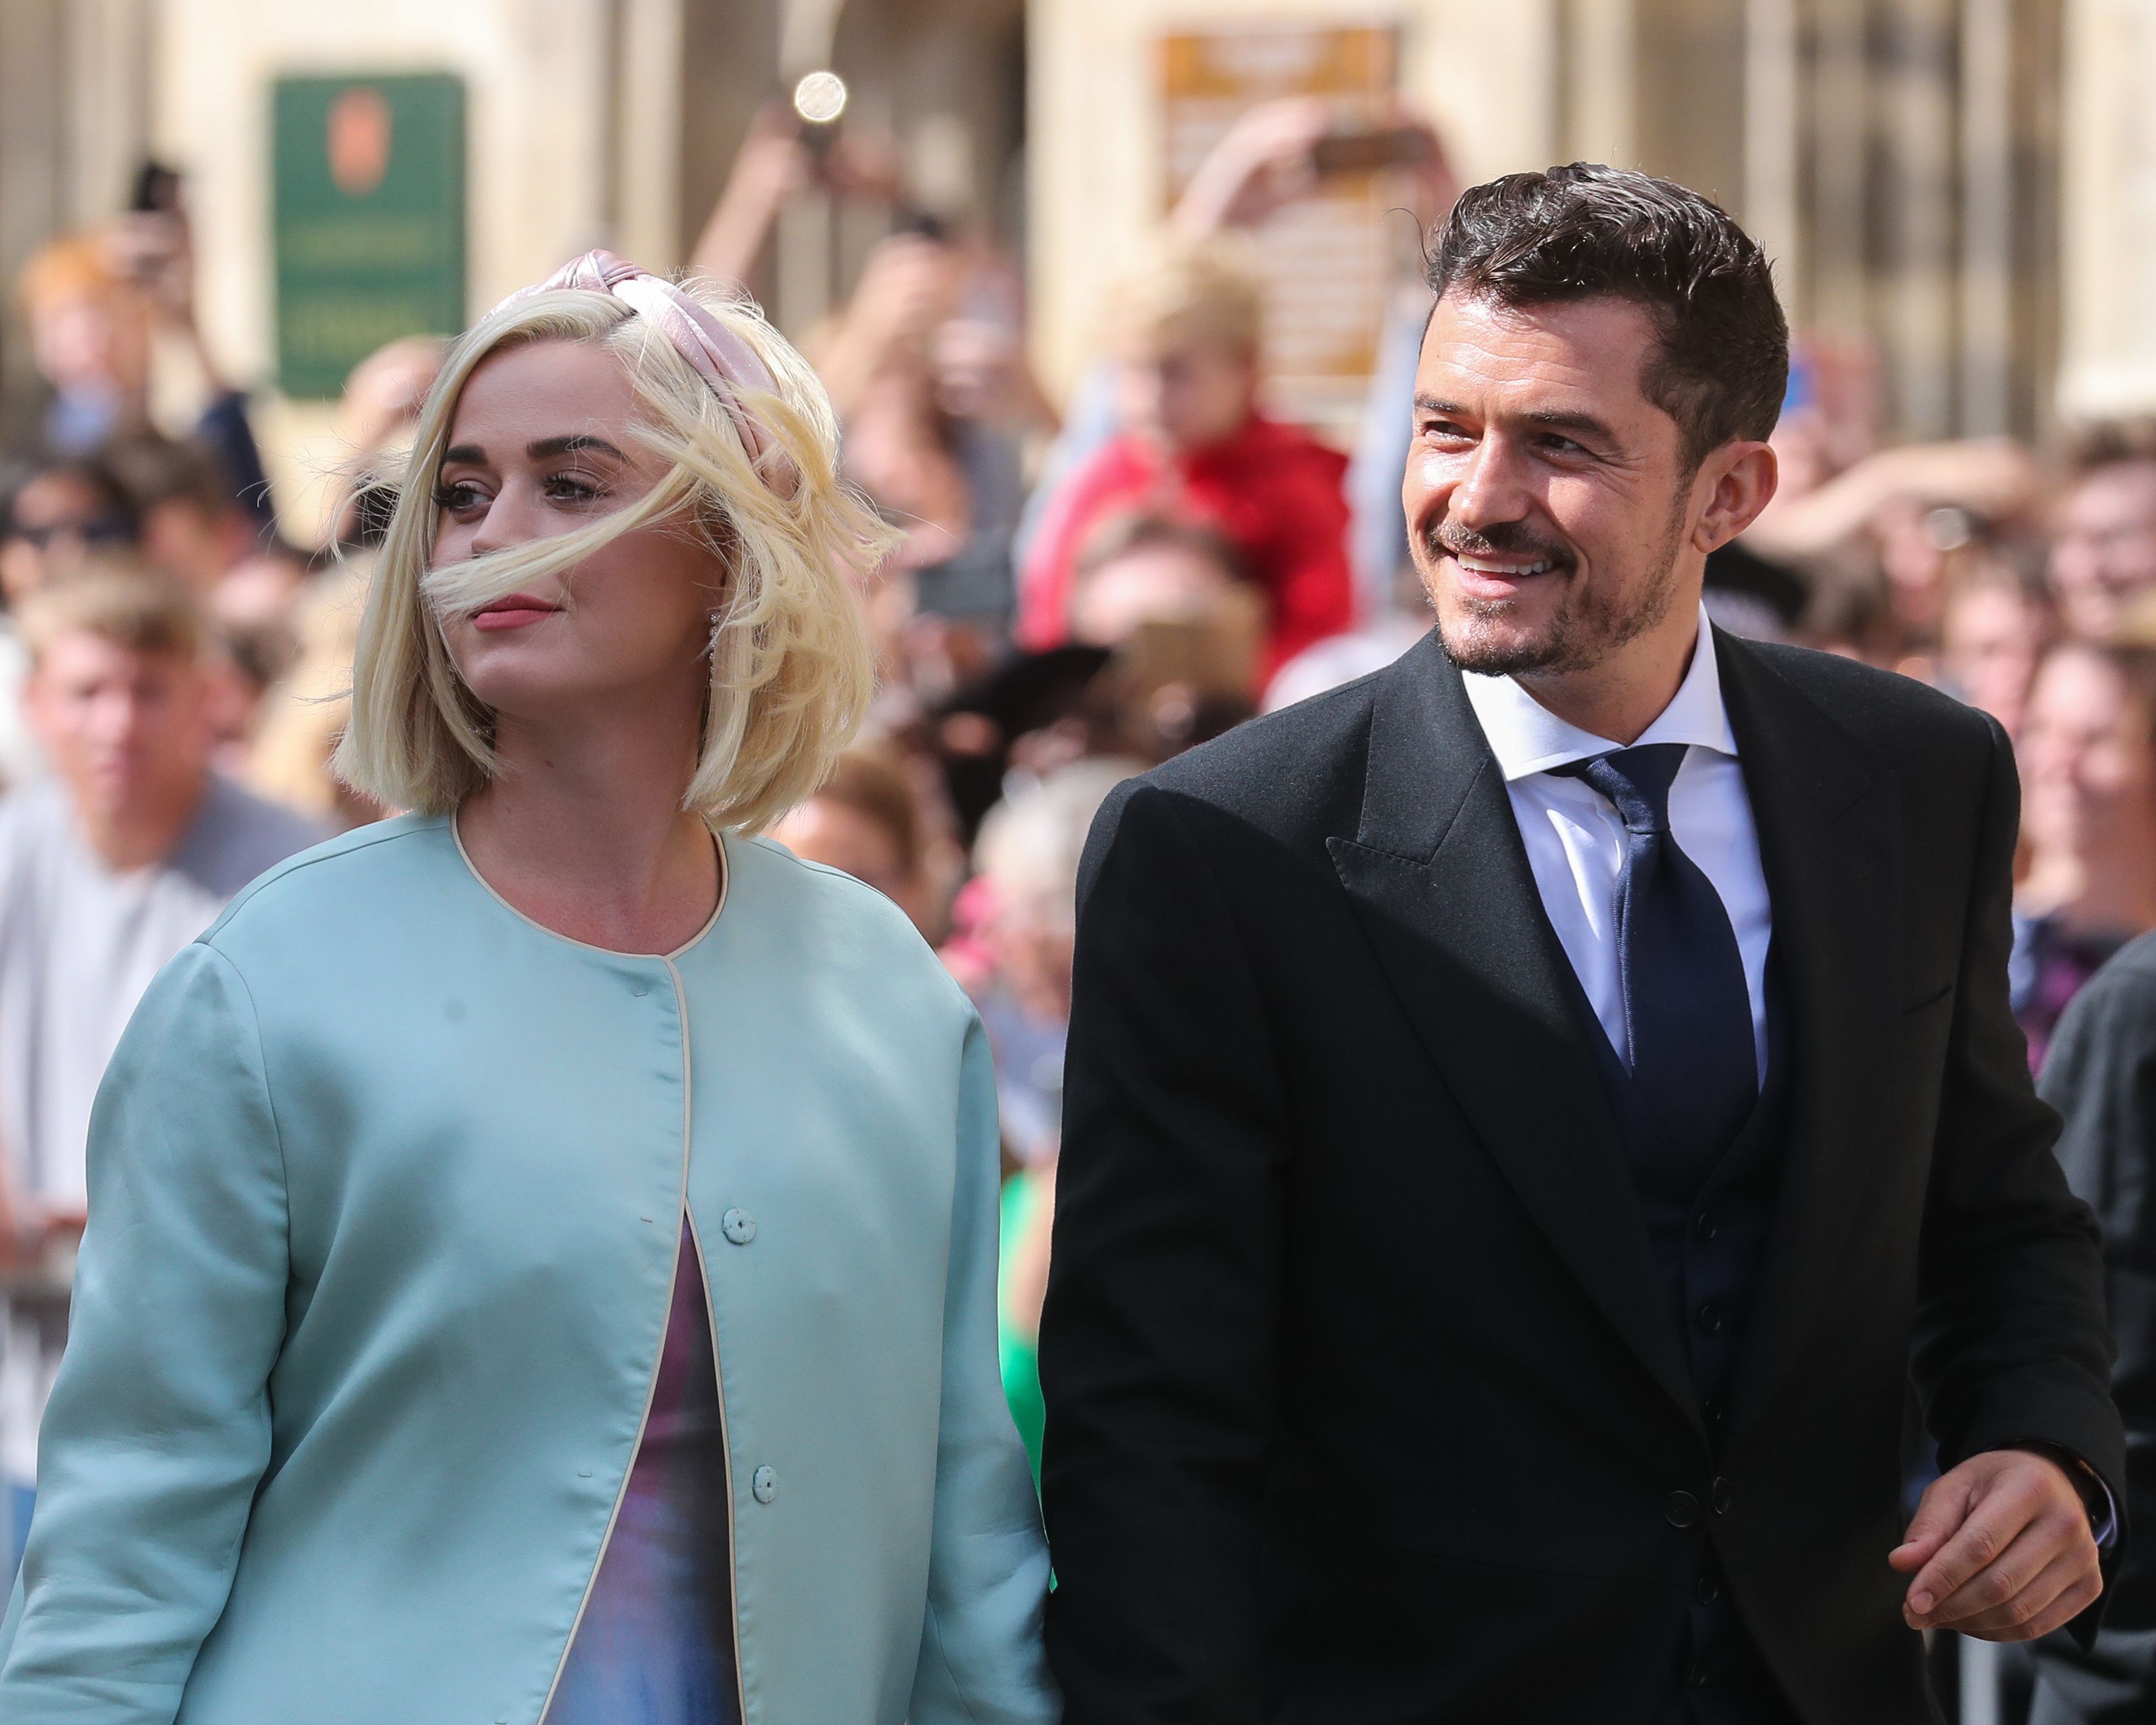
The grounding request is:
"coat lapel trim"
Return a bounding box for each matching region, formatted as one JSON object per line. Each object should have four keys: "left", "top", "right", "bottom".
{"left": 1714, "top": 637, "right": 1903, "bottom": 1441}
{"left": 1327, "top": 635, "right": 1701, "bottom": 1426}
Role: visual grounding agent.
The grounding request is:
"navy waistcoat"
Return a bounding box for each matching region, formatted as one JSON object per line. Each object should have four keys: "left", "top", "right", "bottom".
{"left": 1569, "top": 955, "right": 1804, "bottom": 1725}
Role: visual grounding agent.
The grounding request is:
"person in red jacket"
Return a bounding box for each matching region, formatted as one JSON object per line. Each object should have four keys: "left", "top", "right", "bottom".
{"left": 1017, "top": 244, "right": 1353, "bottom": 680}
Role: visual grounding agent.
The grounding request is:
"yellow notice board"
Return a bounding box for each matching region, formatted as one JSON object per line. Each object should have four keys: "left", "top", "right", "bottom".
{"left": 1160, "top": 26, "right": 1399, "bottom": 420}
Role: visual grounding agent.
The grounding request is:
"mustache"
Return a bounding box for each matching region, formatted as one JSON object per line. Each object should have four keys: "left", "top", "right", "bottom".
{"left": 1425, "top": 518, "right": 1574, "bottom": 569}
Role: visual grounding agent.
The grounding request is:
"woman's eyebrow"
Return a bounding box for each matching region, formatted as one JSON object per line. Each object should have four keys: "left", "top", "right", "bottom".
{"left": 526, "top": 434, "right": 628, "bottom": 461}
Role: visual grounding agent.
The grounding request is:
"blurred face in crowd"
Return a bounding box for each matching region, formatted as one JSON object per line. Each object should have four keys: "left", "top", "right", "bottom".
{"left": 771, "top": 794, "right": 936, "bottom": 934}
{"left": 2049, "top": 460, "right": 2156, "bottom": 639}
{"left": 1405, "top": 291, "right": 1775, "bottom": 687}
{"left": 1940, "top": 579, "right": 2050, "bottom": 740}
{"left": 28, "top": 283, "right": 150, "bottom": 401}
{"left": 0, "top": 469, "right": 131, "bottom": 604}
{"left": 214, "top": 547, "right": 310, "bottom": 637}
{"left": 1871, "top": 496, "right": 1954, "bottom": 637}
{"left": 432, "top": 339, "right": 720, "bottom": 743}
{"left": 26, "top": 630, "right": 214, "bottom": 831}
{"left": 142, "top": 497, "right": 247, "bottom": 594}
{"left": 2019, "top": 645, "right": 2156, "bottom": 869}
{"left": 990, "top": 890, "right": 1078, "bottom": 1026}
{"left": 1116, "top": 331, "right": 1258, "bottom": 455}
{"left": 1068, "top": 538, "right": 1236, "bottom": 647}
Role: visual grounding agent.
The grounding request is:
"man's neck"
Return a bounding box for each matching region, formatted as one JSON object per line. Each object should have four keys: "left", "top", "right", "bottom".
{"left": 78, "top": 771, "right": 210, "bottom": 873}
{"left": 1511, "top": 605, "right": 1703, "bottom": 746}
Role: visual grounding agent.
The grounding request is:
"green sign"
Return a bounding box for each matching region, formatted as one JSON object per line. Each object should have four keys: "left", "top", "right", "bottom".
{"left": 272, "top": 72, "right": 466, "bottom": 399}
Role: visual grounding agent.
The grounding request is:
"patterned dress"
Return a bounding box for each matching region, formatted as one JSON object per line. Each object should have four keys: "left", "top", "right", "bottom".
{"left": 549, "top": 1222, "right": 739, "bottom": 1724}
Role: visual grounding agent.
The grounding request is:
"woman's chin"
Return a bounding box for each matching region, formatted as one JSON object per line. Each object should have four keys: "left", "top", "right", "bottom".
{"left": 455, "top": 656, "right": 585, "bottom": 721}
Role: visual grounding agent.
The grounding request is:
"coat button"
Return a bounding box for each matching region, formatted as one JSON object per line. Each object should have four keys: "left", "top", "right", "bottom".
{"left": 1692, "top": 1211, "right": 1718, "bottom": 1243}
{"left": 751, "top": 1465, "right": 777, "bottom": 1504}
{"left": 1695, "top": 1302, "right": 1724, "bottom": 1335}
{"left": 722, "top": 1208, "right": 756, "bottom": 1245}
{"left": 1711, "top": 1476, "right": 1733, "bottom": 1515}
{"left": 1695, "top": 1570, "right": 1720, "bottom": 1605}
{"left": 1664, "top": 1490, "right": 1701, "bottom": 1529}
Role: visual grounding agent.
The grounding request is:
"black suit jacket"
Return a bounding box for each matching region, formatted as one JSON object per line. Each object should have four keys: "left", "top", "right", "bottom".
{"left": 2040, "top": 931, "right": 2156, "bottom": 1632}
{"left": 1038, "top": 629, "right": 2126, "bottom": 1725}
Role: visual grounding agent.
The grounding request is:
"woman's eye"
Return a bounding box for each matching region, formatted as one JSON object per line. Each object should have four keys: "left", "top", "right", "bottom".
{"left": 432, "top": 481, "right": 486, "bottom": 513}
{"left": 544, "top": 473, "right": 603, "bottom": 504}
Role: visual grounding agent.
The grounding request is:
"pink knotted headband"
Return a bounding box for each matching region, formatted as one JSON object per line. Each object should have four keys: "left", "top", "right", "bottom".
{"left": 490, "top": 250, "right": 777, "bottom": 463}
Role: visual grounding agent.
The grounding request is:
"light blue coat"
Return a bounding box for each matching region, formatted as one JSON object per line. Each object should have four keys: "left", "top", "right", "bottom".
{"left": 0, "top": 815, "right": 1057, "bottom": 1725}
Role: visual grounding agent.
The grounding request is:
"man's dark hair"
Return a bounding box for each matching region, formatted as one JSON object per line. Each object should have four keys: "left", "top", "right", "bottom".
{"left": 101, "top": 432, "right": 233, "bottom": 520}
{"left": 2061, "top": 416, "right": 2156, "bottom": 480}
{"left": 0, "top": 453, "right": 137, "bottom": 543}
{"left": 1428, "top": 162, "right": 1789, "bottom": 471}
{"left": 1074, "top": 510, "right": 1250, "bottom": 587}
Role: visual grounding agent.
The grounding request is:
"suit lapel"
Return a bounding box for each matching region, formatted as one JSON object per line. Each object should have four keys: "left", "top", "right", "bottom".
{"left": 1715, "top": 636, "right": 1903, "bottom": 1441}
{"left": 1327, "top": 636, "right": 1700, "bottom": 1427}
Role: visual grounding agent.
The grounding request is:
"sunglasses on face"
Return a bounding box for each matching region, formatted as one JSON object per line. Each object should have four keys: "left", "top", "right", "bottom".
{"left": 5, "top": 514, "right": 135, "bottom": 550}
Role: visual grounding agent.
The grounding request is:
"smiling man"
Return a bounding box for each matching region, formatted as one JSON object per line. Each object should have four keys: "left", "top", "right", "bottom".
{"left": 1038, "top": 164, "right": 2126, "bottom": 1724}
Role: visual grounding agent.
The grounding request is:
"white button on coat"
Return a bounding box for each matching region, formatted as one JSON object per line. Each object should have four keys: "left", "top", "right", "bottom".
{"left": 752, "top": 1465, "right": 778, "bottom": 1504}
{"left": 722, "top": 1208, "right": 756, "bottom": 1245}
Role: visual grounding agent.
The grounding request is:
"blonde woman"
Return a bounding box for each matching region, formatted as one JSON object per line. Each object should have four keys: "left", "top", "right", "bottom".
{"left": 0, "top": 253, "right": 1056, "bottom": 1725}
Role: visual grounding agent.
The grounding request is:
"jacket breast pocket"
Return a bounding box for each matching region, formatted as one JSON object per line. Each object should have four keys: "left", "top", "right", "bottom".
{"left": 1902, "top": 978, "right": 1956, "bottom": 1017}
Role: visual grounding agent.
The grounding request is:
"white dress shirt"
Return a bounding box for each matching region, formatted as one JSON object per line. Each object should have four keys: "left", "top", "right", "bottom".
{"left": 1461, "top": 606, "right": 1772, "bottom": 1079}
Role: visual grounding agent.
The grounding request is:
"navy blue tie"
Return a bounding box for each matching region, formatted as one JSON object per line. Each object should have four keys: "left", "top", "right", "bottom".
{"left": 1560, "top": 744, "right": 1757, "bottom": 1180}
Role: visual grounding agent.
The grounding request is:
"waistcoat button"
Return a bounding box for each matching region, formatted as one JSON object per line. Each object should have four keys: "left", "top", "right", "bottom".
{"left": 1664, "top": 1490, "right": 1701, "bottom": 1529}
{"left": 722, "top": 1208, "right": 756, "bottom": 1245}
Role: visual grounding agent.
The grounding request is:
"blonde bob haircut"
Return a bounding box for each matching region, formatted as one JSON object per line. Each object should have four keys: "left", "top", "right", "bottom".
{"left": 335, "top": 277, "right": 893, "bottom": 833}
{"left": 1105, "top": 237, "right": 1264, "bottom": 359}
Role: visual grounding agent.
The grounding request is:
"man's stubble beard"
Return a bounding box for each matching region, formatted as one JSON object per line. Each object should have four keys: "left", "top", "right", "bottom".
{"left": 1425, "top": 491, "right": 1690, "bottom": 679}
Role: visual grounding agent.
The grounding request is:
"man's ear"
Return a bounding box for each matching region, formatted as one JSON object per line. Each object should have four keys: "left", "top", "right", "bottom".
{"left": 1692, "top": 441, "right": 1779, "bottom": 554}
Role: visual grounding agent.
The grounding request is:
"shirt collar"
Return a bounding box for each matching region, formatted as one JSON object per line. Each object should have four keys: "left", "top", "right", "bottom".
{"left": 1459, "top": 603, "right": 1737, "bottom": 782}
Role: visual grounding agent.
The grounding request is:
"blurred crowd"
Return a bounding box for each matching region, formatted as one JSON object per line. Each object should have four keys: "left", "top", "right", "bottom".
{"left": 3, "top": 99, "right": 2156, "bottom": 1544}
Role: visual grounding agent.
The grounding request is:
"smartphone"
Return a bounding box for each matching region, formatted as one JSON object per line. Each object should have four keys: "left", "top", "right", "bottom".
{"left": 1115, "top": 597, "right": 1264, "bottom": 709}
{"left": 130, "top": 160, "right": 183, "bottom": 214}
{"left": 1309, "top": 125, "right": 1437, "bottom": 179}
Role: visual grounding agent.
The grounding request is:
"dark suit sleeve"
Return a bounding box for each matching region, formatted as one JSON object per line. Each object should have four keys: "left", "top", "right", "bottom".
{"left": 1038, "top": 781, "right": 1291, "bottom": 1725}
{"left": 1911, "top": 715, "right": 2126, "bottom": 1625}
{"left": 2042, "top": 956, "right": 2156, "bottom": 1626}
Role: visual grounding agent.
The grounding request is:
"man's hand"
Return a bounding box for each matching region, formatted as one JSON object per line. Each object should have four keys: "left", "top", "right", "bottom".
{"left": 1889, "top": 1448, "right": 2103, "bottom": 1642}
